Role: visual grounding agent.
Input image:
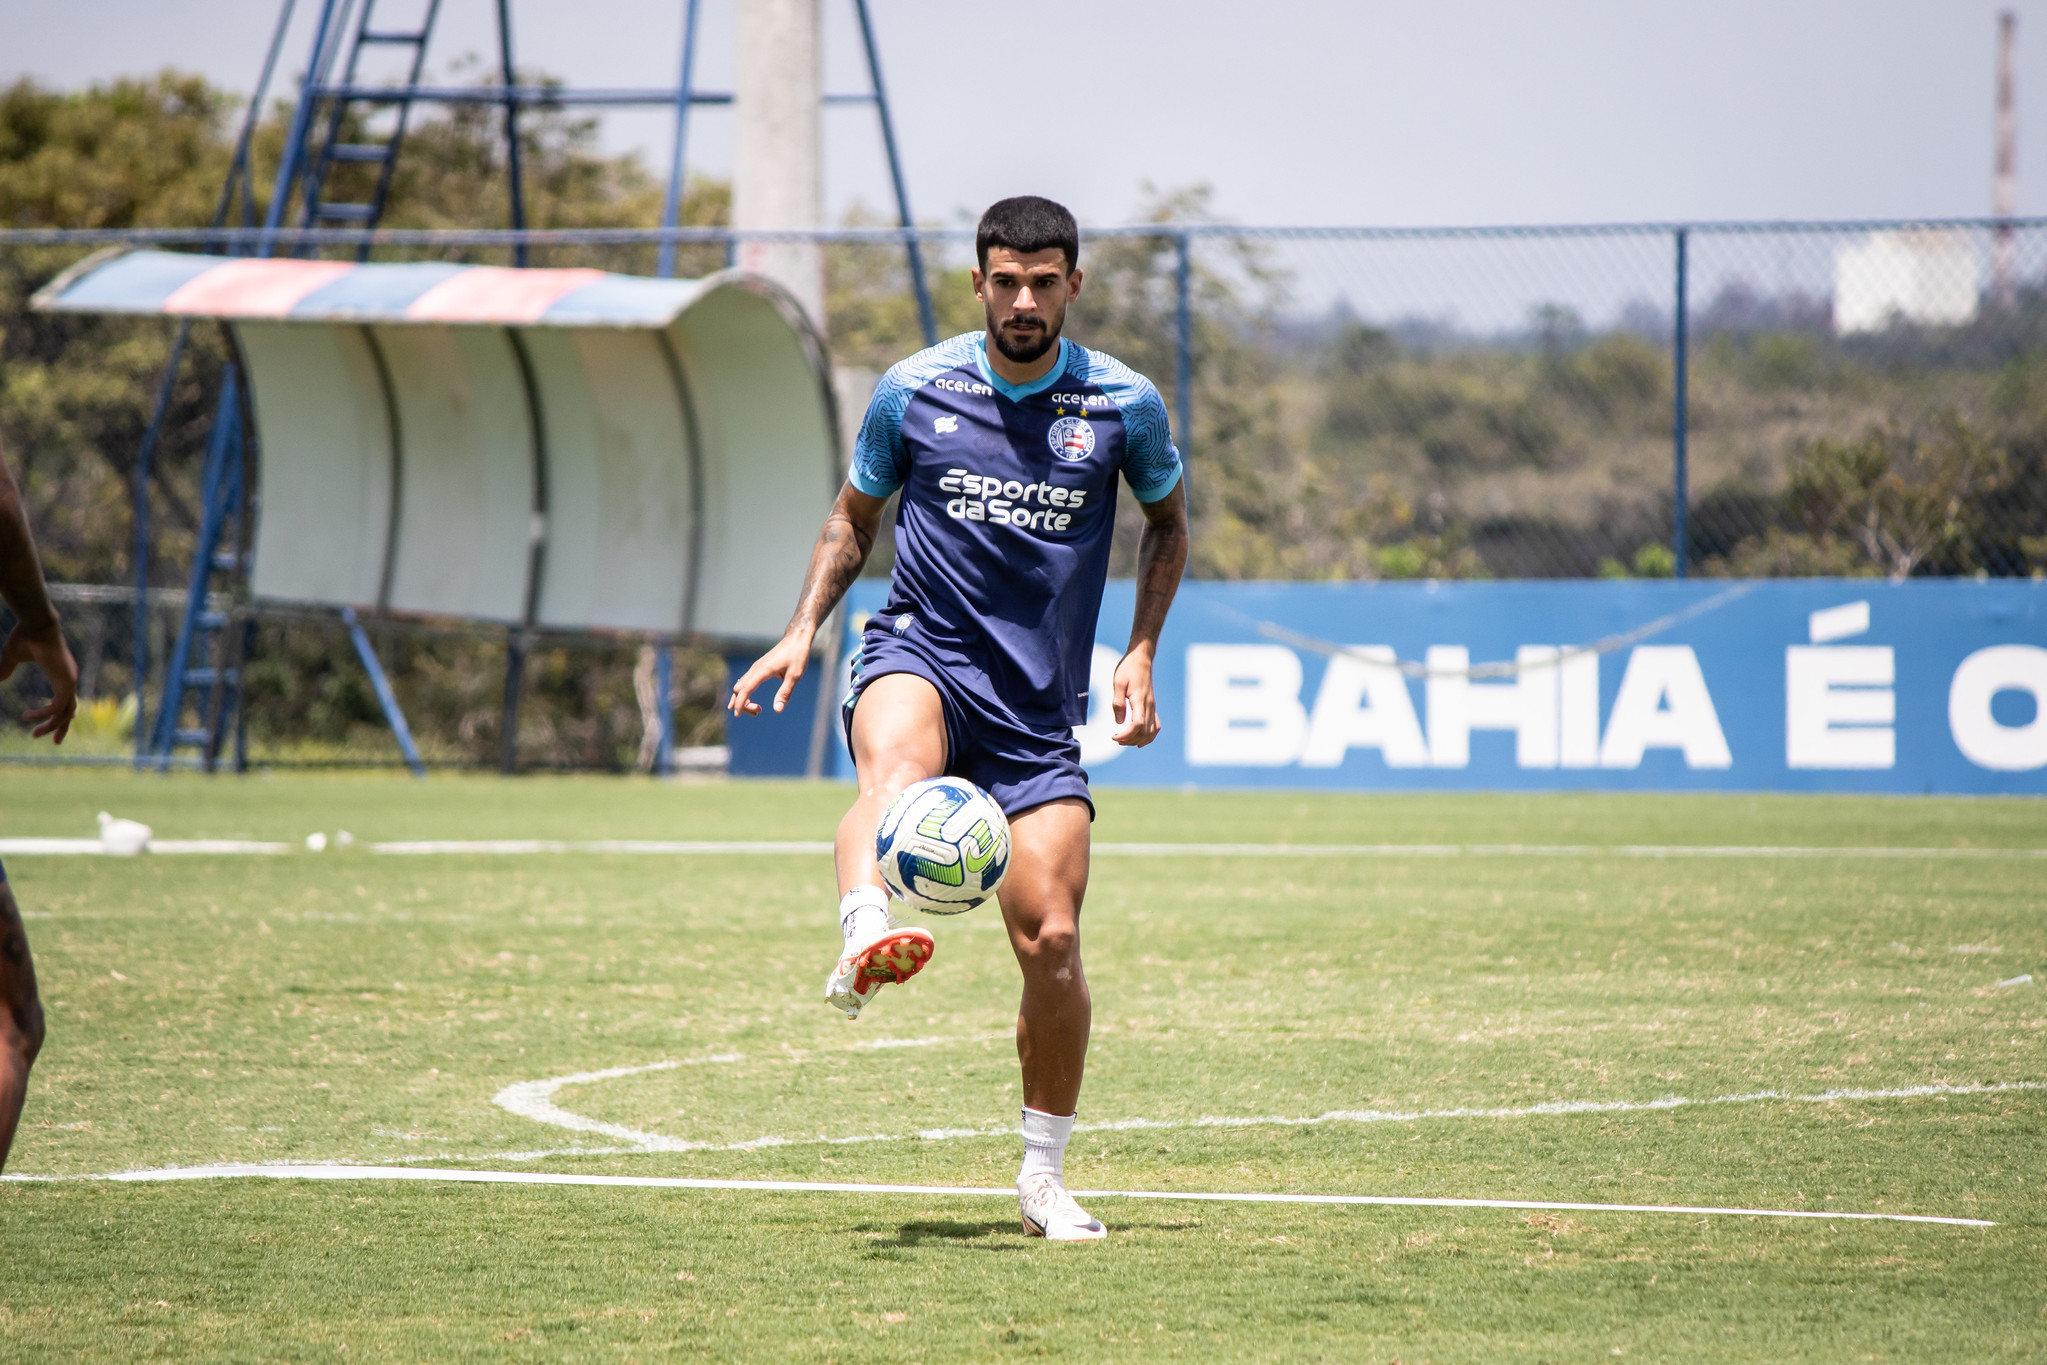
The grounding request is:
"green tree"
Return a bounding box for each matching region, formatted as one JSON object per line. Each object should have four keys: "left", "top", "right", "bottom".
{"left": 1064, "top": 185, "right": 1486, "bottom": 580}
{"left": 0, "top": 73, "right": 238, "bottom": 587}
{"left": 0, "top": 70, "right": 739, "bottom": 765}
{"left": 1713, "top": 416, "right": 2013, "bottom": 579}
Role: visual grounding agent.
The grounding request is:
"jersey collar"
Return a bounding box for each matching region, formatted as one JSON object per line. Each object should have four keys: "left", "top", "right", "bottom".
{"left": 974, "top": 334, "right": 1070, "bottom": 403}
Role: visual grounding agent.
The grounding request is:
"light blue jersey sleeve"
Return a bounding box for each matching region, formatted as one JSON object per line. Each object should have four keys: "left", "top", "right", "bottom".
{"left": 849, "top": 372, "right": 913, "bottom": 498}
{"left": 849, "top": 333, "right": 984, "bottom": 498}
{"left": 1083, "top": 349, "right": 1183, "bottom": 503}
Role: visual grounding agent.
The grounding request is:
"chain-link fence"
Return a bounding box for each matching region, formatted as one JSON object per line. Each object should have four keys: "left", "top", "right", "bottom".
{"left": 3, "top": 218, "right": 2045, "bottom": 767}
{"left": 1168, "top": 220, "right": 2047, "bottom": 583}
{"left": 0, "top": 588, "right": 735, "bottom": 771}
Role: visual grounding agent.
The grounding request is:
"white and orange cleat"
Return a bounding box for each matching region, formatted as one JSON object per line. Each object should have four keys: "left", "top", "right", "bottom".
{"left": 1018, "top": 1172, "right": 1107, "bottom": 1241}
{"left": 824, "top": 917, "right": 934, "bottom": 1019}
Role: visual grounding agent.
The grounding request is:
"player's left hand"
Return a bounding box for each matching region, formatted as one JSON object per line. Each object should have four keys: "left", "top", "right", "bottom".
{"left": 0, "top": 619, "right": 78, "bottom": 744}
{"left": 1109, "top": 647, "right": 1160, "bottom": 747}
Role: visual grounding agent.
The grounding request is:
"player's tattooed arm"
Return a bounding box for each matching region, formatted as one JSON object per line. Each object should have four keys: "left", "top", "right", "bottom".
{"left": 1130, "top": 481, "right": 1190, "bottom": 648}
{"left": 729, "top": 483, "right": 890, "bottom": 717}
{"left": 0, "top": 435, "right": 77, "bottom": 744}
{"left": 790, "top": 484, "right": 888, "bottom": 636}
{"left": 1113, "top": 481, "right": 1189, "bottom": 747}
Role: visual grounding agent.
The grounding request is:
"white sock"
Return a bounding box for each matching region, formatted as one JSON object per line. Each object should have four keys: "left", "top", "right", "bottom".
{"left": 839, "top": 885, "right": 891, "bottom": 943}
{"left": 1019, "top": 1106, "right": 1075, "bottom": 1183}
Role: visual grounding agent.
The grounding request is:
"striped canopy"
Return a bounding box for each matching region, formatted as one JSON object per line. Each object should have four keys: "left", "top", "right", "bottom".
{"left": 35, "top": 249, "right": 712, "bottom": 329}
{"left": 35, "top": 250, "right": 839, "bottom": 642}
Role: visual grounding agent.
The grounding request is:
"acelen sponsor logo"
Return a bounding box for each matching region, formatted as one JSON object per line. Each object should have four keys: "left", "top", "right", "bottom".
{"left": 938, "top": 468, "right": 1088, "bottom": 531}
{"left": 1179, "top": 598, "right": 2047, "bottom": 773}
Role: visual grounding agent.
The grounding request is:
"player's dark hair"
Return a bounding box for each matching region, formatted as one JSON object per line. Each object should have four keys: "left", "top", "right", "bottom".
{"left": 976, "top": 196, "right": 1080, "bottom": 273}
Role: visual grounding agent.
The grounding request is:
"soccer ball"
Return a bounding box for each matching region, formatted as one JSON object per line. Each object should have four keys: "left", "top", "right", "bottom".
{"left": 875, "top": 777, "right": 1011, "bottom": 914}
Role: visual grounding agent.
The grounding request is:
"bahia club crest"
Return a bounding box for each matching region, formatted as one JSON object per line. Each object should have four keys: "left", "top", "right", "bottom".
{"left": 1048, "top": 416, "right": 1096, "bottom": 463}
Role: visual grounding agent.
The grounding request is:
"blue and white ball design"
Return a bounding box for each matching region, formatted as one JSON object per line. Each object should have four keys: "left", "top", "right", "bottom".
{"left": 876, "top": 777, "right": 1011, "bottom": 914}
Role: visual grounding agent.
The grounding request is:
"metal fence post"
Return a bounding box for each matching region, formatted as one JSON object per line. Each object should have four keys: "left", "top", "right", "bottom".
{"left": 1671, "top": 226, "right": 1690, "bottom": 579}
{"left": 499, "top": 630, "right": 527, "bottom": 775}
{"left": 1174, "top": 231, "right": 1192, "bottom": 461}
{"left": 656, "top": 0, "right": 703, "bottom": 281}
{"left": 654, "top": 642, "right": 675, "bottom": 775}
{"left": 495, "top": 0, "right": 527, "bottom": 268}
{"left": 852, "top": 0, "right": 937, "bottom": 348}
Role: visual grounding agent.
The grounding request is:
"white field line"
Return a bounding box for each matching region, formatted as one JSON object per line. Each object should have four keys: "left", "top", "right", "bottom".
{"left": 489, "top": 1037, "right": 1015, "bottom": 1153}
{"left": 0, "top": 838, "right": 292, "bottom": 855}
{"left": 492, "top": 1046, "right": 2047, "bottom": 1156}
{"left": 491, "top": 1056, "right": 742, "bottom": 1151}
{"left": 373, "top": 839, "right": 837, "bottom": 855}
{"left": 154, "top": 839, "right": 295, "bottom": 854}
{"left": 380, "top": 840, "right": 2047, "bottom": 860}
{"left": 4, "top": 837, "right": 2042, "bottom": 859}
{"left": 1096, "top": 842, "right": 2047, "bottom": 860}
{"left": 0, "top": 1163, "right": 1991, "bottom": 1226}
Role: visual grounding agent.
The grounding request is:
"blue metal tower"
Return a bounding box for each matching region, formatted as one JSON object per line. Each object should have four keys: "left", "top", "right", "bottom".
{"left": 133, "top": 0, "right": 931, "bottom": 774}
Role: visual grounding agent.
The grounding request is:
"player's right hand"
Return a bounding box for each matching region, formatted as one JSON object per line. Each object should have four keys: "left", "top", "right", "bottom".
{"left": 0, "top": 619, "right": 78, "bottom": 744}
{"left": 728, "top": 629, "right": 814, "bottom": 718}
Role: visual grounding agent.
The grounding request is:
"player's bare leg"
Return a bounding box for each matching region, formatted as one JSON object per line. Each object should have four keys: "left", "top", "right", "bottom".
{"left": 0, "top": 878, "right": 46, "bottom": 1173}
{"left": 824, "top": 673, "right": 947, "bottom": 1017}
{"left": 838, "top": 673, "right": 947, "bottom": 894}
{"left": 999, "top": 798, "right": 1092, "bottom": 1112}
{"left": 998, "top": 797, "right": 1105, "bottom": 1239}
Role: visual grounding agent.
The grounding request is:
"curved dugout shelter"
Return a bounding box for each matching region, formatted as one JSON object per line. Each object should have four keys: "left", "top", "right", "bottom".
{"left": 35, "top": 249, "right": 839, "bottom": 643}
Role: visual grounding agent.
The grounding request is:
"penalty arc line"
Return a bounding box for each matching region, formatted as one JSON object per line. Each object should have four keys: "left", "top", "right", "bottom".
{"left": 487, "top": 1049, "right": 2047, "bottom": 1157}
{"left": 5, "top": 1163, "right": 1991, "bottom": 1227}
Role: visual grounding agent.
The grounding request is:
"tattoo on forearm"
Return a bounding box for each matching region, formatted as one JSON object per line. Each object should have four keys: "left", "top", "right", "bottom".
{"left": 1129, "top": 503, "right": 1189, "bottom": 651}
{"left": 790, "top": 509, "right": 875, "bottom": 634}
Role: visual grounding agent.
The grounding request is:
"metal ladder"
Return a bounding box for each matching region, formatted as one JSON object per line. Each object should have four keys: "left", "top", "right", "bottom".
{"left": 145, "top": 370, "right": 251, "bottom": 771}
{"left": 140, "top": 0, "right": 928, "bottom": 777}
{"left": 293, "top": 0, "right": 446, "bottom": 257}
{"left": 142, "top": 0, "right": 446, "bottom": 772}
{"left": 132, "top": 0, "right": 298, "bottom": 772}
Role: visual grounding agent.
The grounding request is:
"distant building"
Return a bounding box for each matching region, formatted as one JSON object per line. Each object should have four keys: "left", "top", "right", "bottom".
{"left": 1833, "top": 230, "right": 1980, "bottom": 333}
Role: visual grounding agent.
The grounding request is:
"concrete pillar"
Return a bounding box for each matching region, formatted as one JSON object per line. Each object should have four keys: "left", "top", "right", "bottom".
{"left": 735, "top": 0, "right": 826, "bottom": 329}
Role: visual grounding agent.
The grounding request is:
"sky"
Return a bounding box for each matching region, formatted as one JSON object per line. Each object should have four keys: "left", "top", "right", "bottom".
{"left": 1, "top": 0, "right": 2040, "bottom": 230}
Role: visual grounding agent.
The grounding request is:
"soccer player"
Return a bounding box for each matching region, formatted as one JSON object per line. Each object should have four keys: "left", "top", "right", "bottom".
{"left": 0, "top": 432, "right": 77, "bottom": 1172}
{"left": 730, "top": 196, "right": 1189, "bottom": 1242}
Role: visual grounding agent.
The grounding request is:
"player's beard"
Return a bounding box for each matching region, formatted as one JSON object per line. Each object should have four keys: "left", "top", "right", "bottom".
{"left": 987, "top": 306, "right": 1061, "bottom": 364}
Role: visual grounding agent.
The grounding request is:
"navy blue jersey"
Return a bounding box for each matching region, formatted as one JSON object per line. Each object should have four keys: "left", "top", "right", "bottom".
{"left": 849, "top": 332, "right": 1182, "bottom": 727}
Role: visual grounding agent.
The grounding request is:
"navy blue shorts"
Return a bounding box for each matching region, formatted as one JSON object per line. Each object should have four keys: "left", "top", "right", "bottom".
{"left": 843, "top": 629, "right": 1093, "bottom": 821}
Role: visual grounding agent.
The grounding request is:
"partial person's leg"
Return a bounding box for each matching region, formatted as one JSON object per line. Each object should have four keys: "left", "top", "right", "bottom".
{"left": 0, "top": 874, "right": 46, "bottom": 1173}
{"left": 824, "top": 673, "right": 949, "bottom": 1017}
{"left": 997, "top": 797, "right": 1106, "bottom": 1240}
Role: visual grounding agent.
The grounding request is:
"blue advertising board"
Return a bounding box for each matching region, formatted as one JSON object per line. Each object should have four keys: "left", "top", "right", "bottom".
{"left": 829, "top": 578, "right": 2046, "bottom": 794}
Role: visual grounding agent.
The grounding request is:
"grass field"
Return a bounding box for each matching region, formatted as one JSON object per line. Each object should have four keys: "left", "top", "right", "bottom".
{"left": 0, "top": 770, "right": 2042, "bottom": 1361}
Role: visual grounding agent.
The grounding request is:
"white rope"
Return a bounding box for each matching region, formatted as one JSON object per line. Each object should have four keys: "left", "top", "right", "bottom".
{"left": 1218, "top": 580, "right": 1758, "bottom": 679}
